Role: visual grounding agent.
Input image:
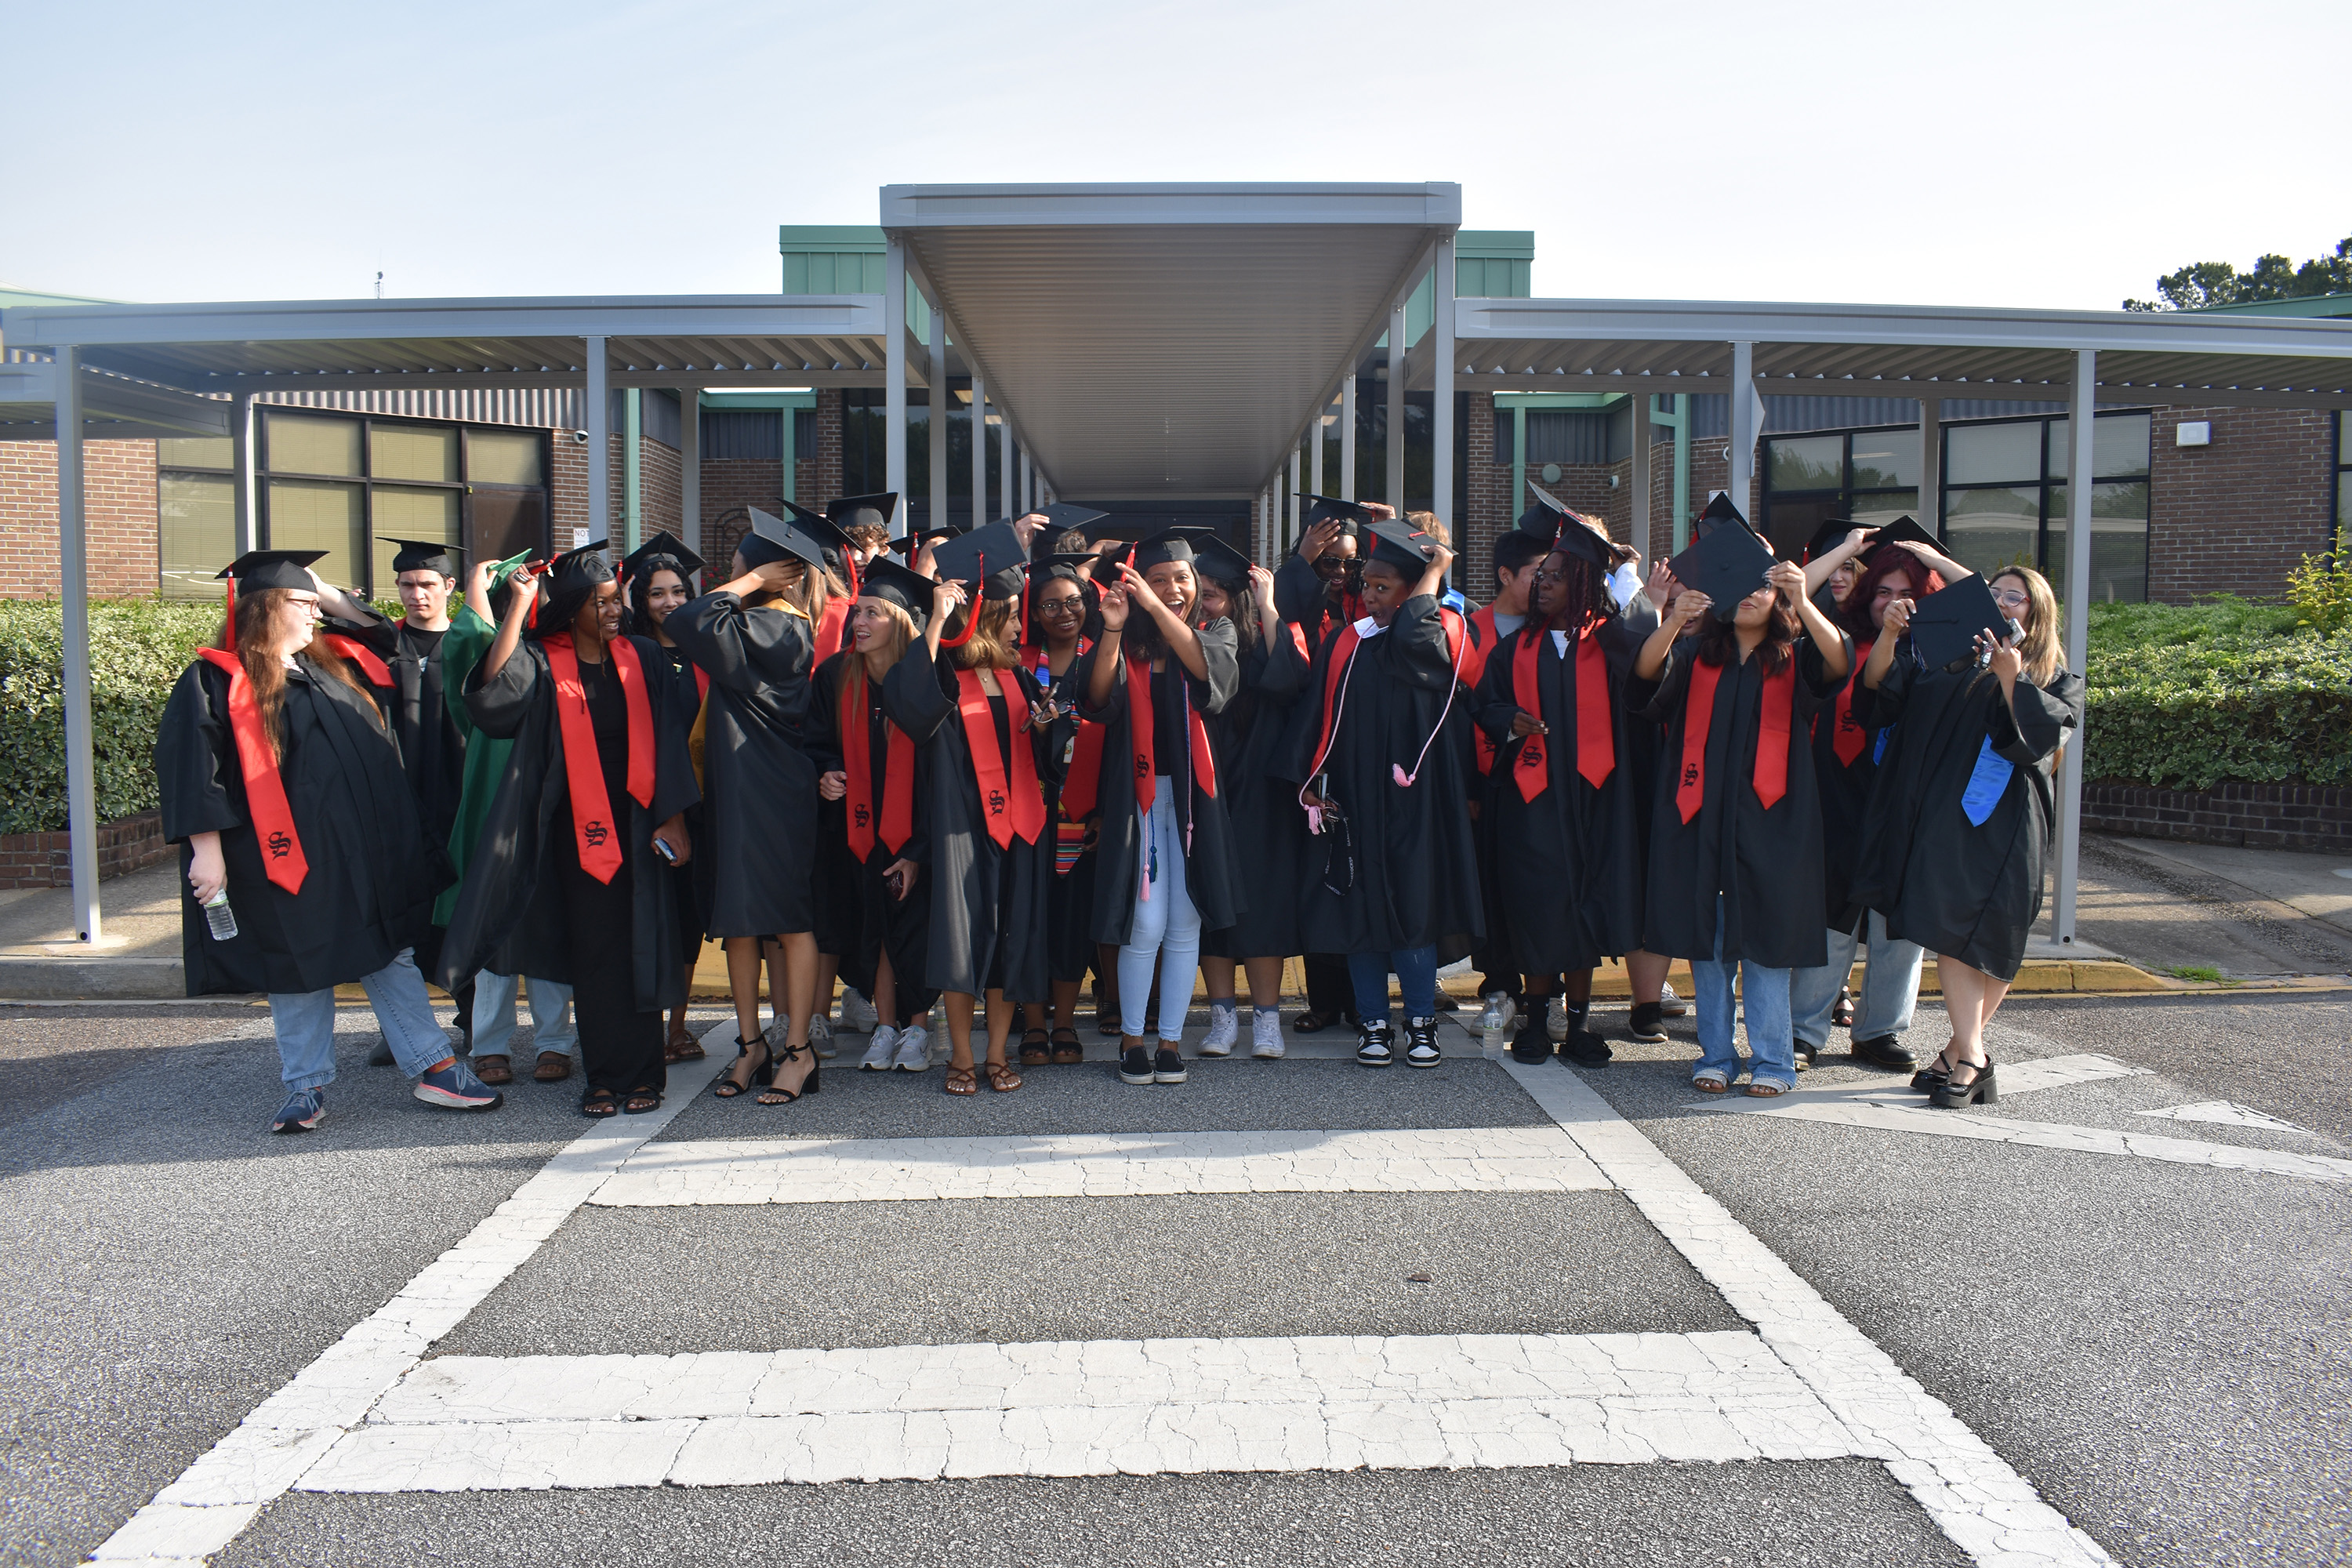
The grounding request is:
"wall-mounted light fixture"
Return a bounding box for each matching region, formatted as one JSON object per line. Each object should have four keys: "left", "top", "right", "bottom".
{"left": 2176, "top": 420, "right": 2212, "bottom": 447}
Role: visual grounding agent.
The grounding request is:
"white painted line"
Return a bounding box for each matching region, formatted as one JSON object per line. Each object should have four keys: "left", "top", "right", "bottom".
{"left": 1504, "top": 1060, "right": 2116, "bottom": 1568}
{"left": 292, "top": 1330, "right": 1853, "bottom": 1491}
{"left": 1681, "top": 1052, "right": 2147, "bottom": 1116}
{"left": 2133, "top": 1100, "right": 2313, "bottom": 1135}
{"left": 85, "top": 1026, "right": 734, "bottom": 1562}
{"left": 590, "top": 1126, "right": 1609, "bottom": 1206}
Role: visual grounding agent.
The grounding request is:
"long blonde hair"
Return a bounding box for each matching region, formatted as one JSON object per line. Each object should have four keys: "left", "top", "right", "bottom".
{"left": 948, "top": 597, "right": 1022, "bottom": 671}
{"left": 839, "top": 597, "right": 917, "bottom": 711}
{"left": 1991, "top": 566, "right": 2064, "bottom": 686}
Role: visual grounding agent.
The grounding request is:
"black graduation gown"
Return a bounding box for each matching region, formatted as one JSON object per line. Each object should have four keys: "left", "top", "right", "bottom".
{"left": 156, "top": 655, "right": 449, "bottom": 997}
{"left": 664, "top": 592, "right": 818, "bottom": 938}
{"left": 1272, "top": 553, "right": 1355, "bottom": 658}
{"left": 1281, "top": 595, "right": 1483, "bottom": 960}
{"left": 1628, "top": 632, "right": 1853, "bottom": 971}
{"left": 1200, "top": 626, "right": 1310, "bottom": 960}
{"left": 1033, "top": 641, "right": 1101, "bottom": 985}
{"left": 1812, "top": 633, "right": 1897, "bottom": 933}
{"left": 1473, "top": 619, "right": 1647, "bottom": 975}
{"left": 1076, "top": 619, "right": 1245, "bottom": 946}
{"left": 647, "top": 641, "right": 709, "bottom": 956}
{"left": 1849, "top": 652, "right": 2085, "bottom": 982}
{"left": 434, "top": 635, "right": 701, "bottom": 1015}
{"left": 807, "top": 651, "right": 936, "bottom": 1014}
{"left": 882, "top": 649, "right": 1057, "bottom": 1001}
{"left": 323, "top": 611, "right": 466, "bottom": 848}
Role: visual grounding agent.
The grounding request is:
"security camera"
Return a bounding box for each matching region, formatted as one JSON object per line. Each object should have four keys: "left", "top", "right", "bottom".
{"left": 572, "top": 429, "right": 591, "bottom": 445}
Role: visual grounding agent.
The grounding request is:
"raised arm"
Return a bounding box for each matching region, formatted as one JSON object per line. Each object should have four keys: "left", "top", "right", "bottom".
{"left": 1773, "top": 560, "right": 1849, "bottom": 682}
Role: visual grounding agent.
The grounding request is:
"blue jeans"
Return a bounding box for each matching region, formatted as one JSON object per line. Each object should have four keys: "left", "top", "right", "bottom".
{"left": 269, "top": 948, "right": 452, "bottom": 1091}
{"left": 1347, "top": 946, "right": 1438, "bottom": 1028}
{"left": 469, "top": 972, "right": 578, "bottom": 1058}
{"left": 1117, "top": 782, "right": 1203, "bottom": 1042}
{"left": 1790, "top": 910, "right": 1924, "bottom": 1051}
{"left": 1691, "top": 897, "right": 1795, "bottom": 1090}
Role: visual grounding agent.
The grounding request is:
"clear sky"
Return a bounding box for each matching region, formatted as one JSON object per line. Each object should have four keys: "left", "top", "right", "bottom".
{"left": 3, "top": 0, "right": 2342, "bottom": 311}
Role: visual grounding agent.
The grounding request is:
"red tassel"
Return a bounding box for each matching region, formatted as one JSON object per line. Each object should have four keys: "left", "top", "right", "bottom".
{"left": 938, "top": 600, "right": 981, "bottom": 648}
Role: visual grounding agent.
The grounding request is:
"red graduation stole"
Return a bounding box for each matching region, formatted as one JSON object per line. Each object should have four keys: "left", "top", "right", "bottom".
{"left": 318, "top": 633, "right": 392, "bottom": 688}
{"left": 1831, "top": 639, "right": 1874, "bottom": 768}
{"left": 1511, "top": 622, "right": 1615, "bottom": 803}
{"left": 1125, "top": 655, "right": 1218, "bottom": 815}
{"left": 693, "top": 665, "right": 710, "bottom": 705}
{"left": 196, "top": 648, "right": 310, "bottom": 895}
{"left": 814, "top": 597, "right": 850, "bottom": 665}
{"left": 1675, "top": 652, "right": 1795, "bottom": 824}
{"left": 955, "top": 668, "right": 1045, "bottom": 848}
{"left": 1464, "top": 607, "right": 1501, "bottom": 777}
{"left": 1305, "top": 622, "right": 1366, "bottom": 781}
{"left": 543, "top": 633, "right": 655, "bottom": 884}
{"left": 1052, "top": 639, "right": 1110, "bottom": 822}
{"left": 841, "top": 664, "right": 914, "bottom": 860}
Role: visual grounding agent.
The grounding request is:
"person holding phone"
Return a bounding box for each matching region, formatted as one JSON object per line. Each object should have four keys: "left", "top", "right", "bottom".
{"left": 1850, "top": 565, "right": 2083, "bottom": 1109}
{"left": 622, "top": 531, "right": 712, "bottom": 1065}
{"left": 1021, "top": 555, "right": 1105, "bottom": 1065}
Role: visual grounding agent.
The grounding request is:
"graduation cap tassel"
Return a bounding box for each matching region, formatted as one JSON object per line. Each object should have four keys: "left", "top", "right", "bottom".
{"left": 937, "top": 599, "right": 981, "bottom": 649}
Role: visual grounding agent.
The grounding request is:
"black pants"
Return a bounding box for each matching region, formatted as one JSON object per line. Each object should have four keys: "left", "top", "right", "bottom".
{"left": 1304, "top": 953, "right": 1356, "bottom": 1020}
{"left": 561, "top": 828, "right": 664, "bottom": 1096}
{"left": 409, "top": 922, "right": 476, "bottom": 1047}
{"left": 840, "top": 844, "right": 938, "bottom": 1024}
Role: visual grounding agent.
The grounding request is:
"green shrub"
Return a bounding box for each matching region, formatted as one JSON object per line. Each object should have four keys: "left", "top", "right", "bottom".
{"left": 2283, "top": 552, "right": 2352, "bottom": 634}
{"left": 0, "top": 598, "right": 225, "bottom": 834}
{"left": 2081, "top": 596, "right": 2352, "bottom": 789}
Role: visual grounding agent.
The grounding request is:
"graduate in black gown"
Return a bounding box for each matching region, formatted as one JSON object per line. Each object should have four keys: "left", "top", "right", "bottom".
{"left": 665, "top": 507, "right": 827, "bottom": 1106}
{"left": 882, "top": 522, "right": 1058, "bottom": 1095}
{"left": 1287, "top": 514, "right": 1482, "bottom": 1070}
{"left": 158, "top": 550, "right": 499, "bottom": 1133}
{"left": 622, "top": 529, "right": 711, "bottom": 1066}
{"left": 1475, "top": 514, "right": 1646, "bottom": 1070}
{"left": 437, "top": 542, "right": 699, "bottom": 1116}
{"left": 1076, "top": 528, "right": 1243, "bottom": 1089}
{"left": 1189, "top": 536, "right": 1306, "bottom": 1062}
{"left": 808, "top": 556, "right": 939, "bottom": 1077}
{"left": 1852, "top": 564, "right": 2084, "bottom": 1109}
{"left": 1019, "top": 554, "right": 1105, "bottom": 1066}
{"left": 1628, "top": 519, "right": 1852, "bottom": 1096}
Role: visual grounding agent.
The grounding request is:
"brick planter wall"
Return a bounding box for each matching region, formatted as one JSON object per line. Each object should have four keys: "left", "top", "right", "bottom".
{"left": 2083, "top": 780, "right": 2352, "bottom": 852}
{"left": 0, "top": 811, "right": 170, "bottom": 891}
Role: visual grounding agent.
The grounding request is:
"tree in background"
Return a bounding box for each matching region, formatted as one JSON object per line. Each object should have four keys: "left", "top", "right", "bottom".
{"left": 2125, "top": 235, "right": 2351, "bottom": 310}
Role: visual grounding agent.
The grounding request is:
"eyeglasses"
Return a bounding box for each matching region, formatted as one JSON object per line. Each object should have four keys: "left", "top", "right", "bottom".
{"left": 1991, "top": 589, "right": 2031, "bottom": 608}
{"left": 1039, "top": 597, "right": 1084, "bottom": 615}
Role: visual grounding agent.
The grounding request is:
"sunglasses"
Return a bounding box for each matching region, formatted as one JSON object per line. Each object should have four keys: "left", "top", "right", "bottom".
{"left": 1992, "top": 589, "right": 2031, "bottom": 608}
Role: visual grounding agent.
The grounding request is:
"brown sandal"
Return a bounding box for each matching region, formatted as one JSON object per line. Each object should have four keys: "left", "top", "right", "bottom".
{"left": 665, "top": 1024, "right": 706, "bottom": 1063}
{"left": 533, "top": 1051, "right": 572, "bottom": 1083}
{"left": 471, "top": 1054, "right": 514, "bottom": 1085}
{"left": 1049, "top": 1028, "right": 1084, "bottom": 1065}
{"left": 1018, "top": 1029, "right": 1051, "bottom": 1067}
{"left": 983, "top": 1061, "right": 1022, "bottom": 1094}
{"left": 943, "top": 1064, "right": 978, "bottom": 1096}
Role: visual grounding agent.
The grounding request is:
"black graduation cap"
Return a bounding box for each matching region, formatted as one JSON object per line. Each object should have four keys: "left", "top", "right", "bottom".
{"left": 738, "top": 506, "right": 826, "bottom": 571}
{"left": 1517, "top": 481, "right": 1570, "bottom": 544}
{"left": 1803, "top": 518, "right": 1868, "bottom": 564}
{"left": 1179, "top": 531, "right": 1254, "bottom": 586}
{"left": 1667, "top": 517, "right": 1777, "bottom": 610}
{"left": 531, "top": 539, "right": 615, "bottom": 636}
{"left": 1907, "top": 572, "right": 2013, "bottom": 671}
{"left": 621, "top": 529, "right": 706, "bottom": 580}
{"left": 1361, "top": 514, "right": 1439, "bottom": 575}
{"left": 888, "top": 521, "right": 964, "bottom": 556}
{"left": 1548, "top": 510, "right": 1616, "bottom": 569}
{"left": 387, "top": 537, "right": 463, "bottom": 577}
{"left": 1301, "top": 494, "right": 1376, "bottom": 533}
{"left": 1127, "top": 526, "right": 1197, "bottom": 573}
{"left": 1075, "top": 516, "right": 1145, "bottom": 545}
{"left": 825, "top": 492, "right": 898, "bottom": 532}
{"left": 217, "top": 549, "right": 326, "bottom": 594}
{"left": 1692, "top": 492, "right": 1753, "bottom": 540}
{"left": 1862, "top": 514, "right": 1940, "bottom": 558}
{"left": 855, "top": 555, "right": 935, "bottom": 625}
{"left": 927, "top": 519, "right": 1030, "bottom": 601}
{"left": 1036, "top": 502, "right": 1109, "bottom": 535}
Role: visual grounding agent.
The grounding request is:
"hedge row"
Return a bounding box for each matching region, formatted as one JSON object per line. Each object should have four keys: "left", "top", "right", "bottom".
{"left": 1, "top": 596, "right": 2346, "bottom": 835}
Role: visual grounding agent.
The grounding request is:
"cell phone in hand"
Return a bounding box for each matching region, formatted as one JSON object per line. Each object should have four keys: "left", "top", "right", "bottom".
{"left": 884, "top": 868, "right": 907, "bottom": 900}
{"left": 652, "top": 838, "right": 677, "bottom": 865}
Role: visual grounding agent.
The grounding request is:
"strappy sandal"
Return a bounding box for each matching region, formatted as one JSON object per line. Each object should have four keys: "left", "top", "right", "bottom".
{"left": 665, "top": 1023, "right": 705, "bottom": 1063}
{"left": 984, "top": 1061, "right": 1022, "bottom": 1094}
{"left": 1018, "top": 1028, "right": 1051, "bottom": 1068}
{"left": 581, "top": 1087, "right": 620, "bottom": 1118}
{"left": 757, "top": 1035, "right": 821, "bottom": 1106}
{"left": 472, "top": 1054, "right": 514, "bottom": 1085}
{"left": 1050, "top": 1027, "right": 1084, "bottom": 1065}
{"left": 1831, "top": 989, "right": 1855, "bottom": 1028}
{"left": 623, "top": 1085, "right": 665, "bottom": 1114}
{"left": 943, "top": 1063, "right": 978, "bottom": 1096}
{"left": 713, "top": 1035, "right": 771, "bottom": 1098}
{"left": 1292, "top": 1009, "right": 1347, "bottom": 1035}
{"left": 532, "top": 1051, "right": 572, "bottom": 1083}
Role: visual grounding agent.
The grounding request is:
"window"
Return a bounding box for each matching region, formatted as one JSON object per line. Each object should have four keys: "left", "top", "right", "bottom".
{"left": 1759, "top": 424, "right": 1920, "bottom": 559}
{"left": 1945, "top": 412, "right": 2150, "bottom": 602}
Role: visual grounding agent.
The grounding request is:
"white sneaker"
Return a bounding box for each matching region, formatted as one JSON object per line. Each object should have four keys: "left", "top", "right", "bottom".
{"left": 1476, "top": 990, "right": 1518, "bottom": 1034}
{"left": 807, "top": 1014, "right": 836, "bottom": 1059}
{"left": 1658, "top": 982, "right": 1688, "bottom": 1018}
{"left": 1200, "top": 1004, "right": 1239, "bottom": 1057}
{"left": 891, "top": 1025, "right": 932, "bottom": 1072}
{"left": 859, "top": 1025, "right": 900, "bottom": 1072}
{"left": 839, "top": 988, "right": 879, "bottom": 1033}
{"left": 1547, "top": 996, "right": 1569, "bottom": 1043}
{"left": 1250, "top": 1007, "right": 1286, "bottom": 1059}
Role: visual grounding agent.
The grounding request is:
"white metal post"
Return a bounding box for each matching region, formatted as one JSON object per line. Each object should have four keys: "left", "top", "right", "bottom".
{"left": 971, "top": 375, "right": 987, "bottom": 528}
{"left": 1021, "top": 449, "right": 1033, "bottom": 513}
{"left": 1631, "top": 392, "right": 1652, "bottom": 557}
{"left": 1432, "top": 237, "right": 1455, "bottom": 530}
{"left": 1728, "top": 340, "right": 1755, "bottom": 517}
{"left": 679, "top": 387, "right": 702, "bottom": 569}
{"left": 1386, "top": 298, "right": 1407, "bottom": 511}
{"left": 927, "top": 301, "right": 947, "bottom": 536}
{"left": 2053, "top": 350, "right": 2096, "bottom": 946}
{"left": 622, "top": 387, "right": 642, "bottom": 553}
{"left": 583, "top": 336, "right": 609, "bottom": 547}
{"left": 1340, "top": 374, "right": 1358, "bottom": 501}
{"left": 1918, "top": 396, "right": 1942, "bottom": 538}
{"left": 57, "top": 345, "right": 101, "bottom": 943}
{"left": 999, "top": 400, "right": 1013, "bottom": 521}
{"left": 1311, "top": 396, "right": 1326, "bottom": 503}
{"left": 1289, "top": 448, "right": 1301, "bottom": 554}
{"left": 885, "top": 239, "right": 908, "bottom": 535}
{"left": 230, "top": 392, "right": 258, "bottom": 554}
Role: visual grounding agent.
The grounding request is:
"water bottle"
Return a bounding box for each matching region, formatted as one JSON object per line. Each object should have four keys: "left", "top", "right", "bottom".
{"left": 202, "top": 890, "right": 238, "bottom": 941}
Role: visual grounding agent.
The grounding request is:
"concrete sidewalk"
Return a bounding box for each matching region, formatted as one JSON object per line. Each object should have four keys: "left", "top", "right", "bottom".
{"left": 5, "top": 834, "right": 2349, "bottom": 1002}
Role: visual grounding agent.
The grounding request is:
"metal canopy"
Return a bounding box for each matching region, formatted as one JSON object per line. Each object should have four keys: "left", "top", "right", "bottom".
{"left": 1414, "top": 297, "right": 2352, "bottom": 408}
{"left": 884, "top": 183, "right": 1462, "bottom": 498}
{"left": 0, "top": 358, "right": 234, "bottom": 441}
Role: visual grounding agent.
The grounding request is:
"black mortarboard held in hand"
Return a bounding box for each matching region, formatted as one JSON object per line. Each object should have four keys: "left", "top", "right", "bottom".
{"left": 737, "top": 506, "right": 827, "bottom": 572}
{"left": 1668, "top": 518, "right": 1777, "bottom": 611}
{"left": 1126, "top": 525, "right": 1198, "bottom": 574}
{"left": 1906, "top": 572, "right": 2013, "bottom": 671}
{"left": 826, "top": 492, "right": 898, "bottom": 532}
{"left": 888, "top": 521, "right": 964, "bottom": 556}
{"left": 621, "top": 529, "right": 706, "bottom": 581}
{"left": 855, "top": 554, "right": 936, "bottom": 629}
{"left": 1803, "top": 518, "right": 1868, "bottom": 564}
{"left": 927, "top": 519, "right": 1030, "bottom": 601}
{"left": 1301, "top": 494, "right": 1376, "bottom": 535}
{"left": 1862, "top": 514, "right": 1940, "bottom": 559}
{"left": 1178, "top": 530, "right": 1254, "bottom": 587}
{"left": 1036, "top": 502, "right": 1109, "bottom": 539}
{"left": 1548, "top": 508, "right": 1616, "bottom": 569}
{"left": 530, "top": 539, "right": 615, "bottom": 637}
{"left": 1692, "top": 492, "right": 1752, "bottom": 540}
{"left": 1518, "top": 481, "right": 1571, "bottom": 546}
{"left": 387, "top": 537, "right": 463, "bottom": 578}
{"left": 1361, "top": 514, "right": 1439, "bottom": 576}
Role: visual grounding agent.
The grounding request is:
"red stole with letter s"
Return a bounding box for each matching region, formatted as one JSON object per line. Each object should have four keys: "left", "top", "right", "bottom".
{"left": 1675, "top": 652, "right": 1795, "bottom": 823}
{"left": 543, "top": 634, "right": 654, "bottom": 883}
{"left": 955, "top": 668, "right": 1044, "bottom": 848}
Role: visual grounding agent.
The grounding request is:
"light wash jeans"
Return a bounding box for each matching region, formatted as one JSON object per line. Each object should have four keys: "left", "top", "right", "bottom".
{"left": 1117, "top": 782, "right": 1203, "bottom": 1043}
{"left": 1790, "top": 910, "right": 1924, "bottom": 1050}
{"left": 470, "top": 972, "right": 578, "bottom": 1058}
{"left": 270, "top": 948, "right": 452, "bottom": 1091}
{"left": 1347, "top": 946, "right": 1439, "bottom": 1028}
{"left": 1691, "top": 896, "right": 1795, "bottom": 1091}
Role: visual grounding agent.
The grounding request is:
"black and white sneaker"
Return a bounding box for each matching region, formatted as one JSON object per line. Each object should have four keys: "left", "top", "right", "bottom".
{"left": 1152, "top": 1047, "right": 1188, "bottom": 1084}
{"left": 1355, "top": 1020, "right": 1395, "bottom": 1068}
{"left": 1404, "top": 1016, "right": 1441, "bottom": 1069}
{"left": 1626, "top": 1003, "right": 1668, "bottom": 1044}
{"left": 1119, "top": 1045, "right": 1156, "bottom": 1085}
{"left": 1657, "top": 982, "right": 1688, "bottom": 1018}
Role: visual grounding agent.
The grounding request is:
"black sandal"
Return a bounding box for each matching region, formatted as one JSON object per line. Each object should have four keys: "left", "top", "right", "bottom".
{"left": 1292, "top": 1009, "right": 1351, "bottom": 1035}
{"left": 1050, "top": 1027, "right": 1084, "bottom": 1065}
{"left": 757, "top": 1036, "right": 822, "bottom": 1106}
{"left": 581, "top": 1088, "right": 621, "bottom": 1118}
{"left": 1018, "top": 1028, "right": 1051, "bottom": 1067}
{"left": 713, "top": 1034, "right": 772, "bottom": 1098}
{"left": 622, "top": 1085, "right": 664, "bottom": 1115}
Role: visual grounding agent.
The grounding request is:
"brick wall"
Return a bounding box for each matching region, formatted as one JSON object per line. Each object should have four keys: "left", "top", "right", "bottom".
{"left": 550, "top": 436, "right": 588, "bottom": 544}
{"left": 0, "top": 810, "right": 169, "bottom": 890}
{"left": 810, "top": 390, "right": 844, "bottom": 510}
{"left": 604, "top": 434, "right": 684, "bottom": 541}
{"left": 0, "top": 439, "right": 162, "bottom": 599}
{"left": 2145, "top": 405, "right": 2336, "bottom": 603}
{"left": 700, "top": 458, "right": 785, "bottom": 575}
{"left": 2084, "top": 779, "right": 2351, "bottom": 852}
